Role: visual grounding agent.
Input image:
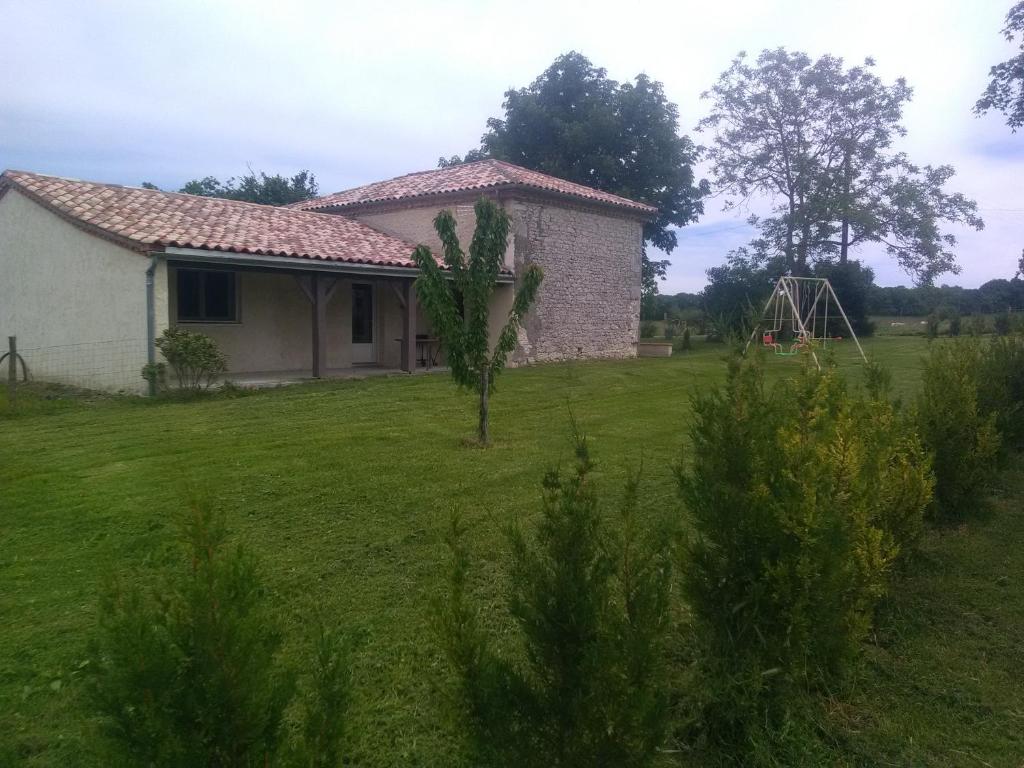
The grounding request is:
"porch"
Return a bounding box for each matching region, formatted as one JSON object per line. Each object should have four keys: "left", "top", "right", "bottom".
{"left": 161, "top": 248, "right": 441, "bottom": 379}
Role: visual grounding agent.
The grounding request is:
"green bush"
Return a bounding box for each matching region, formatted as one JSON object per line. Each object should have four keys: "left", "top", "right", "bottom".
{"left": 915, "top": 341, "right": 1001, "bottom": 522}
{"left": 676, "top": 354, "right": 930, "bottom": 758}
{"left": 977, "top": 333, "right": 1024, "bottom": 449}
{"left": 678, "top": 327, "right": 692, "bottom": 352}
{"left": 947, "top": 311, "right": 962, "bottom": 337}
{"left": 155, "top": 327, "right": 228, "bottom": 390}
{"left": 437, "top": 433, "right": 677, "bottom": 768}
{"left": 994, "top": 311, "right": 1013, "bottom": 336}
{"left": 967, "top": 315, "right": 989, "bottom": 336}
{"left": 925, "top": 313, "right": 941, "bottom": 340}
{"left": 639, "top": 321, "right": 658, "bottom": 339}
{"left": 88, "top": 500, "right": 350, "bottom": 767}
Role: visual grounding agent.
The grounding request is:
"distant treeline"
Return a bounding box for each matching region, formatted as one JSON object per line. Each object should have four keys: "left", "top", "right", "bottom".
{"left": 648, "top": 277, "right": 1024, "bottom": 321}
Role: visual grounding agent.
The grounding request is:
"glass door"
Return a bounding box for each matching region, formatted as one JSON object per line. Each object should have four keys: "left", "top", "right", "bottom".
{"left": 351, "top": 283, "right": 375, "bottom": 364}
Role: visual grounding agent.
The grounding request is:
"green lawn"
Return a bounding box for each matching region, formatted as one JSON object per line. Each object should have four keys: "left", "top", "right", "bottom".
{"left": 1, "top": 336, "right": 1020, "bottom": 766}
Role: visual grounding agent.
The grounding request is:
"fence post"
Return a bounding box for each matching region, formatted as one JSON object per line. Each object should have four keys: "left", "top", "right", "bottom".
{"left": 7, "top": 336, "right": 16, "bottom": 411}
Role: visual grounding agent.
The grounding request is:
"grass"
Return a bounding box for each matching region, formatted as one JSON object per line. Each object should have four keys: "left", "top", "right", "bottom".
{"left": 0, "top": 335, "right": 1019, "bottom": 766}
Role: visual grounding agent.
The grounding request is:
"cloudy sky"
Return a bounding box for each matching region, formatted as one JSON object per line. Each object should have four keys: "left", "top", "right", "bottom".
{"left": 2, "top": 0, "right": 1020, "bottom": 292}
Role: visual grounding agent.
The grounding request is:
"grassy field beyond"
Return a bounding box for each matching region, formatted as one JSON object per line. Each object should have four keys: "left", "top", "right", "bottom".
{"left": 1, "top": 336, "right": 1019, "bottom": 766}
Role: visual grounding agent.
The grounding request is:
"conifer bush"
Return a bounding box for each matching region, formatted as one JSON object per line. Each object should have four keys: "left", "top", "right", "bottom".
{"left": 436, "top": 432, "right": 677, "bottom": 767}
{"left": 676, "top": 353, "right": 931, "bottom": 756}
{"left": 977, "top": 333, "right": 1024, "bottom": 449}
{"left": 915, "top": 341, "right": 1001, "bottom": 522}
{"left": 88, "top": 500, "right": 351, "bottom": 767}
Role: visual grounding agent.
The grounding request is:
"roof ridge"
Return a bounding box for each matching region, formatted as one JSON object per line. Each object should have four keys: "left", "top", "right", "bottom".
{"left": 1, "top": 169, "right": 348, "bottom": 220}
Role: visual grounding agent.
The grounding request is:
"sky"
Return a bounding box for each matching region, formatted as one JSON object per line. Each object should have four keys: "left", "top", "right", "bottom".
{"left": 1, "top": 0, "right": 1021, "bottom": 293}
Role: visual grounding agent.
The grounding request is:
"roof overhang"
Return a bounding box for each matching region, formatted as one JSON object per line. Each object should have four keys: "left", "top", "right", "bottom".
{"left": 307, "top": 185, "right": 657, "bottom": 223}
{"left": 159, "top": 247, "right": 515, "bottom": 282}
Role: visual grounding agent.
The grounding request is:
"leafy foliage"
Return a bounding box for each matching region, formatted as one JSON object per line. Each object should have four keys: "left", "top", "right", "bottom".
{"left": 915, "top": 342, "right": 1001, "bottom": 521}
{"left": 436, "top": 432, "right": 677, "bottom": 767}
{"left": 172, "top": 169, "right": 319, "bottom": 206}
{"left": 977, "top": 333, "right": 1024, "bottom": 449}
{"left": 976, "top": 2, "right": 1024, "bottom": 130}
{"left": 142, "top": 170, "right": 318, "bottom": 205}
{"left": 701, "top": 49, "right": 982, "bottom": 284}
{"left": 88, "top": 500, "right": 350, "bottom": 767}
{"left": 676, "top": 353, "right": 931, "bottom": 758}
{"left": 443, "top": 51, "right": 708, "bottom": 298}
{"left": 411, "top": 198, "right": 542, "bottom": 445}
{"left": 155, "top": 327, "right": 228, "bottom": 391}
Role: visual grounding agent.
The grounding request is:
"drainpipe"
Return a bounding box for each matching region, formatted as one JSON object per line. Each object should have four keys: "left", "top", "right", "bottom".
{"left": 145, "top": 254, "right": 162, "bottom": 396}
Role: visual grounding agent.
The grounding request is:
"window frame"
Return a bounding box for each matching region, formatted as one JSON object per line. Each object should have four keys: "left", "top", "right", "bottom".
{"left": 175, "top": 268, "right": 240, "bottom": 324}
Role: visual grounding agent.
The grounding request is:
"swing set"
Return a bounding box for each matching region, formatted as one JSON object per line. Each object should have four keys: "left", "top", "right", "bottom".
{"left": 745, "top": 276, "right": 867, "bottom": 369}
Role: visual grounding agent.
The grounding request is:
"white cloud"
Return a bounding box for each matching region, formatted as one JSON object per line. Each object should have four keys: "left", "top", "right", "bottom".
{"left": 1, "top": 0, "right": 1019, "bottom": 290}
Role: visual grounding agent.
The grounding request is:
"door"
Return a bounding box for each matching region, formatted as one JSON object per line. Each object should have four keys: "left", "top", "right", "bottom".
{"left": 351, "top": 282, "right": 376, "bottom": 364}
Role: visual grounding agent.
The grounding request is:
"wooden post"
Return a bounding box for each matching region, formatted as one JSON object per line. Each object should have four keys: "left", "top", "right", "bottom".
{"left": 297, "top": 274, "right": 337, "bottom": 379}
{"left": 7, "top": 336, "right": 16, "bottom": 410}
{"left": 400, "top": 279, "right": 417, "bottom": 373}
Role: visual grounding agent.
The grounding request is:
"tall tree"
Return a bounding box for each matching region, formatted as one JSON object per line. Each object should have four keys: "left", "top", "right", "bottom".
{"left": 976, "top": 2, "right": 1024, "bottom": 130}
{"left": 701, "top": 49, "right": 982, "bottom": 284}
{"left": 144, "top": 168, "right": 319, "bottom": 206}
{"left": 443, "top": 52, "right": 708, "bottom": 300}
{"left": 411, "top": 198, "right": 542, "bottom": 446}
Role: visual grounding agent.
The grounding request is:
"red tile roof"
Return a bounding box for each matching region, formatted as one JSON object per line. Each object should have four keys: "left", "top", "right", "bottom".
{"left": 294, "top": 159, "right": 658, "bottom": 216}
{"left": 0, "top": 170, "right": 422, "bottom": 269}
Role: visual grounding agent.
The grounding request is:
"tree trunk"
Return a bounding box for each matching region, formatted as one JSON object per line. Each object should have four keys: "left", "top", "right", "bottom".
{"left": 478, "top": 367, "right": 490, "bottom": 446}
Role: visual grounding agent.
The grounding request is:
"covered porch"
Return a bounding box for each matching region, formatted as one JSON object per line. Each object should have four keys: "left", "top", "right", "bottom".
{"left": 160, "top": 247, "right": 439, "bottom": 381}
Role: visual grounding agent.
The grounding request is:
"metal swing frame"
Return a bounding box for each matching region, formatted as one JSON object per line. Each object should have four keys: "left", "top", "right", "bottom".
{"left": 745, "top": 276, "right": 867, "bottom": 369}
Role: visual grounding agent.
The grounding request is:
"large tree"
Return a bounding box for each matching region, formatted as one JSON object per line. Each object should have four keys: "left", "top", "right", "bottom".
{"left": 143, "top": 169, "right": 319, "bottom": 206}
{"left": 442, "top": 52, "right": 708, "bottom": 300}
{"left": 976, "top": 2, "right": 1024, "bottom": 130}
{"left": 701, "top": 49, "right": 982, "bottom": 285}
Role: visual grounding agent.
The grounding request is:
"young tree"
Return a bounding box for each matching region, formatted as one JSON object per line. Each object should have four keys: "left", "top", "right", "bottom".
{"left": 88, "top": 500, "right": 351, "bottom": 767}
{"left": 701, "top": 49, "right": 982, "bottom": 284}
{"left": 412, "top": 198, "right": 542, "bottom": 445}
{"left": 437, "top": 432, "right": 677, "bottom": 767}
{"left": 441, "top": 52, "right": 708, "bottom": 300}
{"left": 976, "top": 2, "right": 1024, "bottom": 130}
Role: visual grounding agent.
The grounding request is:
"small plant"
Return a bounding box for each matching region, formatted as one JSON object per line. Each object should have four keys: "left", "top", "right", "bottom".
{"left": 639, "top": 321, "right": 657, "bottom": 339}
{"left": 412, "top": 197, "right": 543, "bottom": 446}
{"left": 437, "top": 431, "right": 677, "bottom": 768}
{"left": 154, "top": 328, "right": 227, "bottom": 390}
{"left": 676, "top": 353, "right": 930, "bottom": 758}
{"left": 915, "top": 341, "right": 1001, "bottom": 522}
{"left": 88, "top": 499, "right": 351, "bottom": 767}
{"left": 140, "top": 361, "right": 166, "bottom": 393}
{"left": 925, "top": 312, "right": 941, "bottom": 339}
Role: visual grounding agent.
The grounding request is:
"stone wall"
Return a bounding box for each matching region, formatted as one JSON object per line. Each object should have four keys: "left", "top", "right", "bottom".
{"left": 506, "top": 199, "right": 642, "bottom": 363}
{"left": 350, "top": 195, "right": 643, "bottom": 364}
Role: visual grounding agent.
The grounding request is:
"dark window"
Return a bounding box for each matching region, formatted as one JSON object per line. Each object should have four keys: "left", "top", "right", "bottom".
{"left": 177, "top": 269, "right": 237, "bottom": 322}
{"left": 352, "top": 283, "right": 373, "bottom": 343}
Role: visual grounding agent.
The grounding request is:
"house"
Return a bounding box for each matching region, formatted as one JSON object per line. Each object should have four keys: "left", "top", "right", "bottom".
{"left": 0, "top": 159, "right": 654, "bottom": 393}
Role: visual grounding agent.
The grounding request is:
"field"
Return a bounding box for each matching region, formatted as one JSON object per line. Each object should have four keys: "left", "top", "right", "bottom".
{"left": 2, "top": 336, "right": 1022, "bottom": 766}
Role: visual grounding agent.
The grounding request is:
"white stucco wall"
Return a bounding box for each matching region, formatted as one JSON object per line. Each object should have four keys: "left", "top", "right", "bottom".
{"left": 0, "top": 189, "right": 168, "bottom": 393}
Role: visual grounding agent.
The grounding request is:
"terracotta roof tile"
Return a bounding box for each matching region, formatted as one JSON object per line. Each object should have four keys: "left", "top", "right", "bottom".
{"left": 0, "top": 170, "right": 424, "bottom": 269}
{"left": 294, "top": 159, "right": 657, "bottom": 216}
